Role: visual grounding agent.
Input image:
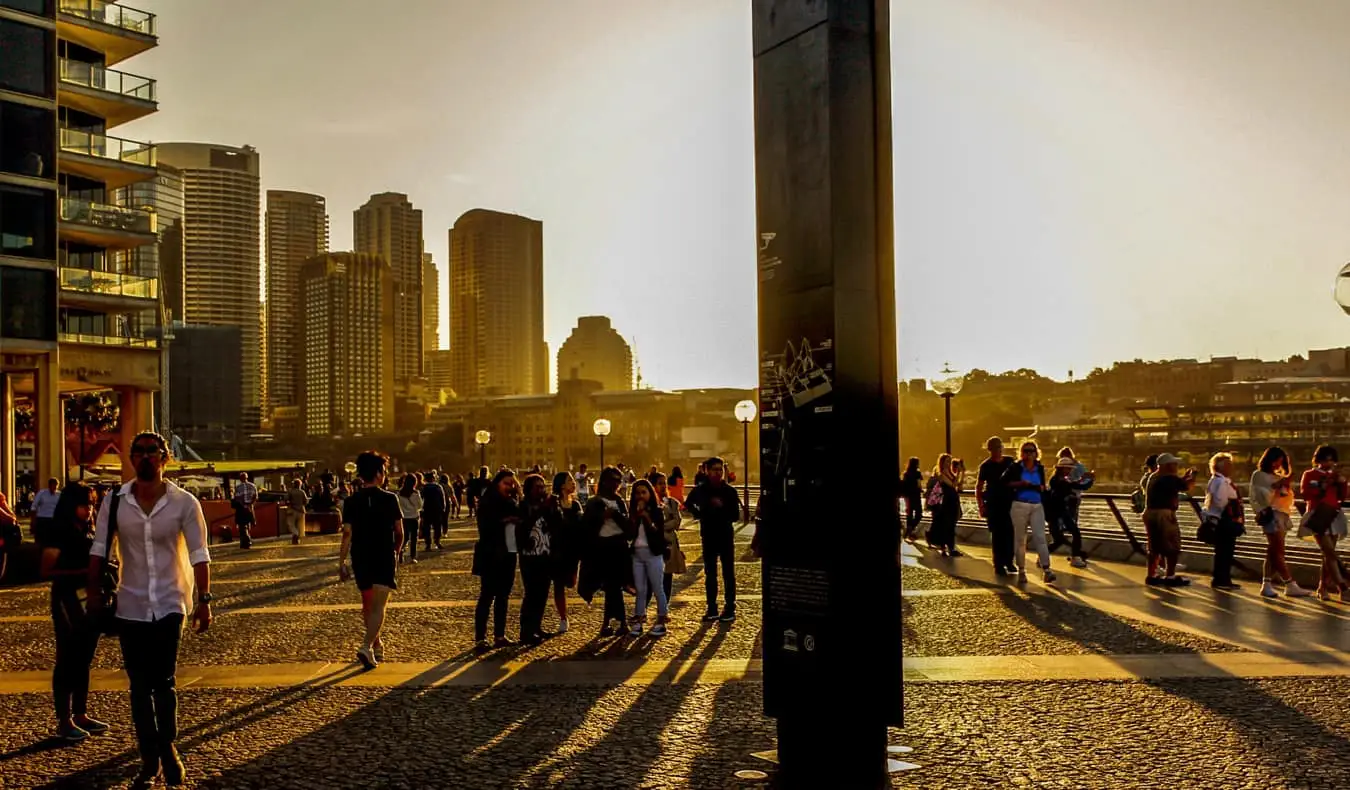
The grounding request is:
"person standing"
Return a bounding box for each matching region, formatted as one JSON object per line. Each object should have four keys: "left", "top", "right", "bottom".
{"left": 579, "top": 467, "right": 634, "bottom": 637}
{"left": 1002, "top": 441, "right": 1056, "bottom": 584}
{"left": 652, "top": 472, "right": 685, "bottom": 607}
{"left": 285, "top": 478, "right": 308, "bottom": 545}
{"left": 898, "top": 457, "right": 924, "bottom": 542}
{"left": 575, "top": 464, "right": 592, "bottom": 507}
{"left": 1046, "top": 457, "right": 1093, "bottom": 568}
{"left": 1249, "top": 447, "right": 1309, "bottom": 598}
{"left": 451, "top": 474, "right": 466, "bottom": 520}
{"left": 1203, "top": 453, "right": 1244, "bottom": 591}
{"left": 669, "top": 465, "right": 686, "bottom": 506}
{"left": 976, "top": 439, "right": 1016, "bottom": 574}
{"left": 550, "top": 472, "right": 583, "bottom": 635}
{"left": 87, "top": 432, "right": 211, "bottom": 788}
{"left": 31, "top": 477, "right": 61, "bottom": 541}
{"left": 926, "top": 454, "right": 963, "bottom": 557}
{"left": 627, "top": 479, "right": 669, "bottom": 637}
{"left": 1298, "top": 445, "right": 1348, "bottom": 601}
{"left": 421, "top": 473, "right": 447, "bottom": 551}
{"left": 516, "top": 474, "right": 557, "bottom": 645}
{"left": 395, "top": 473, "right": 424, "bottom": 565}
{"left": 0, "top": 489, "right": 20, "bottom": 583}
{"left": 1143, "top": 453, "right": 1195, "bottom": 587}
{"left": 337, "top": 451, "right": 403, "bottom": 669}
{"left": 231, "top": 472, "right": 257, "bottom": 550}
{"left": 686, "top": 457, "right": 742, "bottom": 623}
{"left": 467, "top": 466, "right": 489, "bottom": 518}
{"left": 37, "top": 482, "right": 108, "bottom": 742}
{"left": 474, "top": 469, "right": 522, "bottom": 648}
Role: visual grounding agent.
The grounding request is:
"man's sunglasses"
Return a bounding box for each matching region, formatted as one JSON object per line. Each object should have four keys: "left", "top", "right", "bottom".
{"left": 130, "top": 445, "right": 164, "bottom": 457}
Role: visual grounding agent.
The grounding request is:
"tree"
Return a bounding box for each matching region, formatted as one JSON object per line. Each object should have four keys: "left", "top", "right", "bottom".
{"left": 65, "top": 392, "right": 119, "bottom": 481}
{"left": 13, "top": 403, "right": 34, "bottom": 440}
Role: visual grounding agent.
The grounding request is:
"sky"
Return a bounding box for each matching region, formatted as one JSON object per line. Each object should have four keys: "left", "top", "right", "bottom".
{"left": 119, "top": 0, "right": 1350, "bottom": 390}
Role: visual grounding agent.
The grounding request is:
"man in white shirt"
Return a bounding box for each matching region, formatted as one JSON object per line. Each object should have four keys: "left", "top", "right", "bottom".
{"left": 31, "top": 477, "right": 61, "bottom": 538}
{"left": 88, "top": 431, "right": 211, "bottom": 788}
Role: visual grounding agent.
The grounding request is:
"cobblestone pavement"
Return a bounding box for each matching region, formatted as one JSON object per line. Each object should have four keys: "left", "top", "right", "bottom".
{"left": 4, "top": 523, "right": 1350, "bottom": 788}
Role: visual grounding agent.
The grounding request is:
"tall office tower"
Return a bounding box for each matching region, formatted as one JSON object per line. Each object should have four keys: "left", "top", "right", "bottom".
{"left": 265, "top": 190, "right": 327, "bottom": 413}
{"left": 353, "top": 193, "right": 423, "bottom": 382}
{"left": 448, "top": 209, "right": 546, "bottom": 397}
{"left": 2, "top": 0, "right": 166, "bottom": 496}
{"left": 557, "top": 316, "right": 634, "bottom": 391}
{"left": 422, "top": 251, "right": 438, "bottom": 367}
{"left": 300, "top": 253, "right": 394, "bottom": 437}
{"left": 119, "top": 163, "right": 184, "bottom": 321}
{"left": 155, "top": 142, "right": 262, "bottom": 430}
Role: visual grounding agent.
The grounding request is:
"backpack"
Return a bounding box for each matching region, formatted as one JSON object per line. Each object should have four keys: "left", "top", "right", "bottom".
{"left": 1130, "top": 474, "right": 1151, "bottom": 514}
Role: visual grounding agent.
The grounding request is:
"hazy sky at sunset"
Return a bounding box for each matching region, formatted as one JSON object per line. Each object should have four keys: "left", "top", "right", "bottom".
{"left": 121, "top": 0, "right": 1350, "bottom": 389}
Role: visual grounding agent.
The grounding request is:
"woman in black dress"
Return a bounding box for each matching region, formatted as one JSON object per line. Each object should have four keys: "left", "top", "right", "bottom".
{"left": 474, "top": 469, "right": 522, "bottom": 649}
{"left": 550, "top": 472, "right": 583, "bottom": 635}
{"left": 37, "top": 482, "right": 109, "bottom": 741}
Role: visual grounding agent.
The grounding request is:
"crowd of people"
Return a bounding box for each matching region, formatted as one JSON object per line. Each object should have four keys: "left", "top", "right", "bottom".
{"left": 899, "top": 437, "right": 1350, "bottom": 600}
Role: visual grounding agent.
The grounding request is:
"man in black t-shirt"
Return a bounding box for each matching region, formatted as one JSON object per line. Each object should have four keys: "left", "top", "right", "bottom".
{"left": 976, "top": 437, "right": 1017, "bottom": 575}
{"left": 1142, "top": 453, "right": 1194, "bottom": 587}
{"left": 338, "top": 451, "right": 404, "bottom": 669}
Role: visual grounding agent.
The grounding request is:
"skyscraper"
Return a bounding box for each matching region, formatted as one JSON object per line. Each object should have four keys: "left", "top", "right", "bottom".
{"left": 265, "top": 190, "right": 328, "bottom": 414}
{"left": 448, "top": 209, "right": 546, "bottom": 397}
{"left": 557, "top": 316, "right": 634, "bottom": 392}
{"left": 353, "top": 193, "right": 423, "bottom": 382}
{"left": 300, "top": 253, "right": 394, "bottom": 437}
{"left": 156, "top": 142, "right": 262, "bottom": 430}
{"left": 422, "top": 251, "right": 439, "bottom": 368}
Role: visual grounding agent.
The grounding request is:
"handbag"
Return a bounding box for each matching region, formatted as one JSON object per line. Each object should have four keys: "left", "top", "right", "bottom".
{"left": 95, "top": 492, "right": 122, "bottom": 636}
{"left": 925, "top": 479, "right": 944, "bottom": 510}
{"left": 1196, "top": 518, "right": 1217, "bottom": 546}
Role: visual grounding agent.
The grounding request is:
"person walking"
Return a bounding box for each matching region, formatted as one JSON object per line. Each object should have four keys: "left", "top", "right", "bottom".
{"left": 32, "top": 477, "right": 61, "bottom": 541}
{"left": 1143, "top": 454, "right": 1194, "bottom": 587}
{"left": 1250, "top": 447, "right": 1309, "bottom": 598}
{"left": 1002, "top": 441, "right": 1055, "bottom": 584}
{"left": 37, "top": 482, "right": 108, "bottom": 742}
{"left": 1203, "top": 453, "right": 1245, "bottom": 591}
{"left": 549, "top": 471, "right": 583, "bottom": 635}
{"left": 285, "top": 478, "right": 308, "bottom": 545}
{"left": 579, "top": 467, "right": 633, "bottom": 637}
{"left": 575, "top": 464, "right": 592, "bottom": 507}
{"left": 685, "top": 457, "right": 742, "bottom": 623}
{"left": 1298, "top": 445, "right": 1348, "bottom": 602}
{"left": 396, "top": 473, "right": 423, "bottom": 565}
{"left": 627, "top": 479, "right": 669, "bottom": 637}
{"left": 517, "top": 473, "right": 558, "bottom": 646}
{"left": 451, "top": 474, "right": 466, "bottom": 520}
{"left": 87, "top": 432, "right": 211, "bottom": 788}
{"left": 976, "top": 439, "right": 1017, "bottom": 574}
{"left": 0, "top": 489, "right": 22, "bottom": 583}
{"left": 899, "top": 457, "right": 924, "bottom": 543}
{"left": 1046, "top": 457, "right": 1094, "bottom": 568}
{"left": 421, "top": 473, "right": 447, "bottom": 551}
{"left": 926, "top": 454, "right": 963, "bottom": 557}
{"left": 230, "top": 472, "right": 257, "bottom": 550}
{"left": 467, "top": 466, "right": 489, "bottom": 518}
{"left": 337, "top": 451, "right": 403, "bottom": 669}
{"left": 669, "top": 465, "right": 686, "bottom": 506}
{"left": 474, "top": 469, "right": 522, "bottom": 648}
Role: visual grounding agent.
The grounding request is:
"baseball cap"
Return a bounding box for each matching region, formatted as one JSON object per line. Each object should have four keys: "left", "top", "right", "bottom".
{"left": 1156, "top": 453, "right": 1182, "bottom": 466}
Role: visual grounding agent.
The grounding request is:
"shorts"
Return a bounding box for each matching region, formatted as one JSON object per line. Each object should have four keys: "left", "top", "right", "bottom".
{"left": 1142, "top": 509, "right": 1181, "bottom": 557}
{"left": 353, "top": 561, "right": 397, "bottom": 592}
{"left": 1261, "top": 509, "right": 1292, "bottom": 536}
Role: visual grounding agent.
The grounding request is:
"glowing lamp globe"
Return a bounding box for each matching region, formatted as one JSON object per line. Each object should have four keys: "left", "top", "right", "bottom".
{"left": 735, "top": 400, "right": 758, "bottom": 424}
{"left": 931, "top": 363, "right": 964, "bottom": 397}
{"left": 474, "top": 430, "right": 491, "bottom": 447}
{"left": 592, "top": 418, "right": 612, "bottom": 438}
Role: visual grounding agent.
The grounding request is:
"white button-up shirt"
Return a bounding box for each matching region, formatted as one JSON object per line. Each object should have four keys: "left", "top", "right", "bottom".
{"left": 91, "top": 480, "right": 210, "bottom": 622}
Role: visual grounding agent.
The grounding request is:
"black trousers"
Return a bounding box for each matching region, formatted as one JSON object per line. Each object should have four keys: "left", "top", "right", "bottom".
{"left": 424, "top": 512, "right": 446, "bottom": 548}
{"left": 594, "top": 535, "right": 628, "bottom": 626}
{"left": 236, "top": 512, "right": 253, "bottom": 549}
{"left": 1212, "top": 521, "right": 1239, "bottom": 585}
{"left": 988, "top": 506, "right": 1013, "bottom": 569}
{"left": 519, "top": 554, "right": 552, "bottom": 639}
{"left": 904, "top": 497, "right": 923, "bottom": 535}
{"left": 1048, "top": 514, "right": 1085, "bottom": 558}
{"left": 51, "top": 589, "right": 98, "bottom": 721}
{"left": 401, "top": 517, "right": 420, "bottom": 560}
{"left": 701, "top": 525, "right": 736, "bottom": 611}
{"left": 474, "top": 553, "right": 517, "bottom": 640}
{"left": 118, "top": 614, "right": 184, "bottom": 766}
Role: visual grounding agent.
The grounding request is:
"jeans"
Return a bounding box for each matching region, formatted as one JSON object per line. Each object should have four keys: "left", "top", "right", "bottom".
{"left": 1212, "top": 519, "right": 1239, "bottom": 585}
{"left": 401, "top": 517, "right": 420, "bottom": 561}
{"left": 474, "top": 553, "right": 516, "bottom": 640}
{"left": 987, "top": 505, "right": 1013, "bottom": 569}
{"left": 51, "top": 588, "right": 98, "bottom": 721}
{"left": 632, "top": 545, "right": 667, "bottom": 622}
{"left": 518, "top": 554, "right": 552, "bottom": 639}
{"left": 701, "top": 525, "right": 736, "bottom": 611}
{"left": 1049, "top": 514, "right": 1085, "bottom": 558}
{"left": 118, "top": 614, "right": 184, "bottom": 766}
{"left": 1010, "top": 501, "right": 1051, "bottom": 571}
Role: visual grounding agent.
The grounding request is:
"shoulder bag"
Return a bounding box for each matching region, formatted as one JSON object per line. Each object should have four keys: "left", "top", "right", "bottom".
{"left": 95, "top": 491, "right": 122, "bottom": 635}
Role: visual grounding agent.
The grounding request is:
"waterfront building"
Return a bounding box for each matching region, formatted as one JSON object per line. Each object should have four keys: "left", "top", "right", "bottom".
{"left": 265, "top": 190, "right": 328, "bottom": 414}
{"left": 557, "top": 316, "right": 633, "bottom": 392}
{"left": 353, "top": 193, "right": 423, "bottom": 383}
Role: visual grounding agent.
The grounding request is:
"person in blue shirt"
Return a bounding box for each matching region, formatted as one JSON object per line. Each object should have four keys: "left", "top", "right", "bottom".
{"left": 1000, "top": 441, "right": 1055, "bottom": 584}
{"left": 31, "top": 478, "right": 62, "bottom": 540}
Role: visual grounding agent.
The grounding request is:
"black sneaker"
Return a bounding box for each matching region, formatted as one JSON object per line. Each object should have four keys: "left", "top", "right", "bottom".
{"left": 948, "top": 549, "right": 964, "bottom": 558}
{"left": 131, "top": 762, "right": 160, "bottom": 790}
{"left": 719, "top": 607, "right": 736, "bottom": 623}
{"left": 702, "top": 608, "right": 720, "bottom": 622}
{"left": 161, "top": 746, "right": 186, "bottom": 787}
{"left": 1145, "top": 576, "right": 1163, "bottom": 587}
{"left": 1211, "top": 581, "right": 1242, "bottom": 591}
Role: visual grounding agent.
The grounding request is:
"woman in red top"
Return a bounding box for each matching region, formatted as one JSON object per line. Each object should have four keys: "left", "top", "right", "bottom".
{"left": 1298, "top": 445, "right": 1348, "bottom": 601}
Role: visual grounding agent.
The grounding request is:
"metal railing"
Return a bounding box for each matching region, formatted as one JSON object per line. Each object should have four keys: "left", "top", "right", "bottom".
{"left": 60, "top": 197, "right": 156, "bottom": 235}
{"left": 59, "top": 128, "right": 155, "bottom": 167}
{"left": 58, "top": 59, "right": 157, "bottom": 102}
{"left": 59, "top": 266, "right": 158, "bottom": 300}
{"left": 58, "top": 0, "right": 156, "bottom": 37}
{"left": 59, "top": 332, "right": 157, "bottom": 349}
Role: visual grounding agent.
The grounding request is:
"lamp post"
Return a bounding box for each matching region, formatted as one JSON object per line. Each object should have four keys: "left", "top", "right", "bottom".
{"left": 734, "top": 399, "right": 757, "bottom": 523}
{"left": 592, "top": 418, "right": 611, "bottom": 468}
{"left": 1336, "top": 263, "right": 1350, "bottom": 314}
{"left": 474, "top": 430, "right": 491, "bottom": 469}
{"left": 343, "top": 461, "right": 356, "bottom": 486}
{"left": 931, "top": 362, "right": 964, "bottom": 455}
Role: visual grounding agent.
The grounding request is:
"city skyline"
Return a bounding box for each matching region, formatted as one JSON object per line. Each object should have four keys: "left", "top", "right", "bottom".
{"left": 113, "top": 0, "right": 1350, "bottom": 389}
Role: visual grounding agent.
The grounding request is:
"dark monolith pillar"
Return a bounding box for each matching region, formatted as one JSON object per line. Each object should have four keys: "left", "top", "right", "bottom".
{"left": 753, "top": 1, "right": 902, "bottom": 787}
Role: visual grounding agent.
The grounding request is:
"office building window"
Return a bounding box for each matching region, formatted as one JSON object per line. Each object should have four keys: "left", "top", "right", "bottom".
{"left": 0, "top": 0, "right": 51, "bottom": 18}
{"left": 0, "top": 100, "right": 55, "bottom": 179}
{"left": 0, "top": 264, "right": 55, "bottom": 340}
{"left": 0, "top": 17, "right": 54, "bottom": 97}
{"left": 1, "top": 183, "right": 55, "bottom": 259}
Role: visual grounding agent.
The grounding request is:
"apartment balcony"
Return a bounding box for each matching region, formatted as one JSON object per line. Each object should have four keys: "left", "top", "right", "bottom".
{"left": 57, "top": 59, "right": 157, "bottom": 128}
{"left": 56, "top": 0, "right": 157, "bottom": 66}
{"left": 58, "top": 266, "right": 158, "bottom": 313}
{"left": 58, "top": 129, "right": 156, "bottom": 190}
{"left": 59, "top": 197, "right": 156, "bottom": 250}
{"left": 59, "top": 332, "right": 157, "bottom": 349}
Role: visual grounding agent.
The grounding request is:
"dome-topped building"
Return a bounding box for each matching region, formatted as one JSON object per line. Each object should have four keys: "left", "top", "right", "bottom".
{"left": 557, "top": 316, "right": 633, "bottom": 392}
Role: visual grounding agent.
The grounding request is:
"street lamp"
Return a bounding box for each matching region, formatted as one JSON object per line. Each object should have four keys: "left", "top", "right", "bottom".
{"left": 593, "top": 418, "right": 611, "bottom": 468}
{"left": 1335, "top": 263, "right": 1350, "bottom": 314}
{"left": 474, "top": 430, "right": 491, "bottom": 469}
{"left": 931, "top": 362, "right": 964, "bottom": 455}
{"left": 734, "top": 399, "right": 757, "bottom": 523}
{"left": 343, "top": 461, "right": 356, "bottom": 484}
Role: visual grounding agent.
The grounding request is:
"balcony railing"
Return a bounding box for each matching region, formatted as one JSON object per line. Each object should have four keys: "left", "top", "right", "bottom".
{"left": 59, "top": 332, "right": 157, "bottom": 349}
{"left": 58, "top": 0, "right": 156, "bottom": 37}
{"left": 58, "top": 59, "right": 157, "bottom": 103}
{"left": 59, "top": 266, "right": 158, "bottom": 300}
{"left": 59, "top": 128, "right": 156, "bottom": 167}
{"left": 60, "top": 197, "right": 155, "bottom": 235}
